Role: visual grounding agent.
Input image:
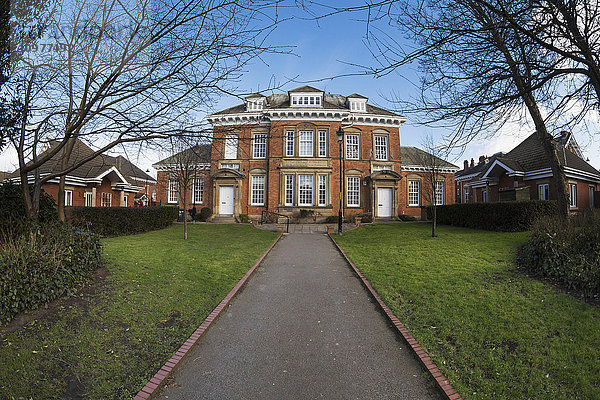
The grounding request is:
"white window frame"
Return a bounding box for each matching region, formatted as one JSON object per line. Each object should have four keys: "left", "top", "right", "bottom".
{"left": 284, "top": 175, "right": 294, "bottom": 206}
{"left": 538, "top": 183, "right": 549, "bottom": 201}
{"left": 346, "top": 176, "right": 360, "bottom": 207}
{"left": 64, "top": 189, "right": 73, "bottom": 206}
{"left": 168, "top": 179, "right": 178, "bottom": 204}
{"left": 482, "top": 189, "right": 487, "bottom": 203}
{"left": 286, "top": 130, "right": 295, "bottom": 157}
{"left": 251, "top": 175, "right": 265, "bottom": 206}
{"left": 345, "top": 134, "right": 359, "bottom": 160}
{"left": 318, "top": 175, "right": 327, "bottom": 206}
{"left": 408, "top": 180, "right": 420, "bottom": 206}
{"left": 224, "top": 134, "right": 238, "bottom": 160}
{"left": 253, "top": 133, "right": 267, "bottom": 159}
{"left": 123, "top": 194, "right": 128, "bottom": 207}
{"left": 590, "top": 186, "right": 595, "bottom": 209}
{"left": 85, "top": 192, "right": 93, "bottom": 207}
{"left": 221, "top": 163, "right": 240, "bottom": 170}
{"left": 374, "top": 135, "right": 388, "bottom": 161}
{"left": 192, "top": 177, "right": 204, "bottom": 204}
{"left": 299, "top": 130, "right": 313, "bottom": 157}
{"left": 298, "top": 174, "right": 313, "bottom": 206}
{"left": 435, "top": 181, "right": 444, "bottom": 205}
{"left": 318, "top": 130, "right": 327, "bottom": 157}
{"left": 101, "top": 192, "right": 112, "bottom": 207}
{"left": 569, "top": 183, "right": 577, "bottom": 208}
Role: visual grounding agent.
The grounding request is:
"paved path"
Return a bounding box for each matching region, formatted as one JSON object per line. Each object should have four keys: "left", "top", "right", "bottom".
{"left": 158, "top": 234, "right": 441, "bottom": 400}
{"left": 256, "top": 223, "right": 356, "bottom": 233}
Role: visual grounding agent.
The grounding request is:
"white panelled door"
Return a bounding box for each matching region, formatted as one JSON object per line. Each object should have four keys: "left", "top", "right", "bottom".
{"left": 219, "top": 186, "right": 234, "bottom": 215}
{"left": 377, "top": 187, "right": 393, "bottom": 217}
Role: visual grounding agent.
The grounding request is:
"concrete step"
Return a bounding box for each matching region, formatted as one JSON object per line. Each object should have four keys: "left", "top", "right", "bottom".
{"left": 211, "top": 215, "right": 237, "bottom": 224}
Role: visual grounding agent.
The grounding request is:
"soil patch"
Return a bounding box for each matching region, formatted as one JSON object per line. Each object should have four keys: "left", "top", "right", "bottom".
{"left": 0, "top": 267, "right": 110, "bottom": 337}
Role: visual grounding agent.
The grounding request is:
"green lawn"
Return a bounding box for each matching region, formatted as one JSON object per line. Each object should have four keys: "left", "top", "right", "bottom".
{"left": 0, "top": 224, "right": 278, "bottom": 399}
{"left": 334, "top": 223, "right": 600, "bottom": 400}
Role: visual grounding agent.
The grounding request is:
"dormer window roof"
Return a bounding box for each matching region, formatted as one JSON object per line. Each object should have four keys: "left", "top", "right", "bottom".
{"left": 347, "top": 93, "right": 368, "bottom": 112}
{"left": 288, "top": 85, "right": 323, "bottom": 108}
{"left": 245, "top": 93, "right": 266, "bottom": 112}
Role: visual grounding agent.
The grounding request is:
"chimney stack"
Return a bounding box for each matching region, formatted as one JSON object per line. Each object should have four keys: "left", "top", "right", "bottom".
{"left": 463, "top": 160, "right": 469, "bottom": 170}
{"left": 478, "top": 155, "right": 486, "bottom": 165}
{"left": 470, "top": 158, "right": 474, "bottom": 168}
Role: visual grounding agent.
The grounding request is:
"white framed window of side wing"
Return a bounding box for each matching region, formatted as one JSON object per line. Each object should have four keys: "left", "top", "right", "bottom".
{"left": 435, "top": 181, "right": 444, "bottom": 205}
{"left": 64, "top": 189, "right": 73, "bottom": 206}
{"left": 345, "top": 134, "right": 359, "bottom": 160}
{"left": 192, "top": 178, "right": 204, "bottom": 204}
{"left": 346, "top": 176, "right": 360, "bottom": 207}
{"left": 224, "top": 134, "right": 238, "bottom": 159}
{"left": 85, "top": 192, "right": 93, "bottom": 206}
{"left": 253, "top": 133, "right": 267, "bottom": 158}
{"left": 284, "top": 175, "right": 294, "bottom": 206}
{"left": 408, "top": 180, "right": 420, "bottom": 206}
{"left": 251, "top": 175, "right": 265, "bottom": 206}
{"left": 168, "top": 180, "right": 178, "bottom": 203}
{"left": 538, "top": 183, "right": 549, "bottom": 200}
{"left": 569, "top": 183, "right": 577, "bottom": 208}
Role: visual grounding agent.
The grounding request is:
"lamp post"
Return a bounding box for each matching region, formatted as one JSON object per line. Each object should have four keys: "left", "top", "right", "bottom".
{"left": 336, "top": 127, "right": 344, "bottom": 235}
{"left": 145, "top": 169, "right": 150, "bottom": 207}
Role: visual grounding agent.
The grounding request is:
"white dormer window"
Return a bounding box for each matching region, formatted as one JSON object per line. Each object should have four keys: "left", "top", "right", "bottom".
{"left": 247, "top": 100, "right": 264, "bottom": 112}
{"left": 349, "top": 100, "right": 366, "bottom": 112}
{"left": 291, "top": 94, "right": 322, "bottom": 107}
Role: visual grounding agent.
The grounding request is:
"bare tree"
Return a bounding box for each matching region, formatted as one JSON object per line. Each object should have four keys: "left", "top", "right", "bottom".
{"left": 6, "top": 0, "right": 286, "bottom": 222}
{"left": 159, "top": 136, "right": 210, "bottom": 240}
{"left": 416, "top": 136, "right": 449, "bottom": 237}
{"left": 299, "top": 0, "right": 600, "bottom": 217}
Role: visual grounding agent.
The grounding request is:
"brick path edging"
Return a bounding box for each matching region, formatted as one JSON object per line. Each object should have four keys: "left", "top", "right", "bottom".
{"left": 134, "top": 233, "right": 284, "bottom": 400}
{"left": 328, "top": 233, "right": 463, "bottom": 400}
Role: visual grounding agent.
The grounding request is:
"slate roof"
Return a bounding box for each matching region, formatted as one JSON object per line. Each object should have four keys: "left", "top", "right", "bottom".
{"left": 8, "top": 139, "right": 155, "bottom": 184}
{"left": 153, "top": 144, "right": 212, "bottom": 168}
{"left": 209, "top": 87, "right": 404, "bottom": 118}
{"left": 400, "top": 146, "right": 458, "bottom": 169}
{"left": 347, "top": 93, "right": 368, "bottom": 99}
{"left": 457, "top": 132, "right": 599, "bottom": 179}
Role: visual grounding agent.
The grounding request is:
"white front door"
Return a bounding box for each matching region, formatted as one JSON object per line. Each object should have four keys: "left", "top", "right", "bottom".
{"left": 219, "top": 186, "right": 234, "bottom": 215}
{"left": 377, "top": 187, "right": 392, "bottom": 217}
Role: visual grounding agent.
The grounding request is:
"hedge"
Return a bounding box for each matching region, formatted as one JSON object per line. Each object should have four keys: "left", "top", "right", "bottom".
{"left": 0, "top": 222, "right": 103, "bottom": 323}
{"left": 66, "top": 206, "right": 179, "bottom": 237}
{"left": 517, "top": 212, "right": 600, "bottom": 297}
{"left": 425, "top": 200, "right": 558, "bottom": 231}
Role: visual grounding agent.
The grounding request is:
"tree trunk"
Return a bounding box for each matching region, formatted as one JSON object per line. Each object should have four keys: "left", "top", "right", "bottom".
{"left": 183, "top": 190, "right": 188, "bottom": 240}
{"left": 57, "top": 138, "right": 76, "bottom": 222}
{"left": 432, "top": 205, "right": 437, "bottom": 237}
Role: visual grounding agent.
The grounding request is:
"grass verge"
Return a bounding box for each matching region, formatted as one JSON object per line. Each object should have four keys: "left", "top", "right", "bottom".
{"left": 334, "top": 223, "right": 600, "bottom": 400}
{"left": 0, "top": 224, "right": 278, "bottom": 399}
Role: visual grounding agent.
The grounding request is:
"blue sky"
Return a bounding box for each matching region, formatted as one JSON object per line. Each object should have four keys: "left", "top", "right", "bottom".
{"left": 1, "top": 2, "right": 598, "bottom": 173}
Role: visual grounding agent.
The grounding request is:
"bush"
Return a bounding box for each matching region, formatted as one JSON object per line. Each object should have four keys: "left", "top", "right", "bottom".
{"left": 195, "top": 207, "right": 212, "bottom": 222}
{"left": 67, "top": 206, "right": 178, "bottom": 237}
{"left": 239, "top": 214, "right": 249, "bottom": 223}
{"left": 517, "top": 211, "right": 600, "bottom": 298}
{"left": 398, "top": 214, "right": 417, "bottom": 221}
{"left": 0, "top": 182, "right": 57, "bottom": 232}
{"left": 425, "top": 200, "right": 558, "bottom": 231}
{"left": 0, "top": 222, "right": 103, "bottom": 323}
{"left": 324, "top": 215, "right": 338, "bottom": 224}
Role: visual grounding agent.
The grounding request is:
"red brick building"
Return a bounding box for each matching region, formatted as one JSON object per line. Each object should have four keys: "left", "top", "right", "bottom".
{"left": 201, "top": 86, "right": 457, "bottom": 221}
{"left": 455, "top": 132, "right": 600, "bottom": 210}
{"left": 9, "top": 139, "right": 155, "bottom": 208}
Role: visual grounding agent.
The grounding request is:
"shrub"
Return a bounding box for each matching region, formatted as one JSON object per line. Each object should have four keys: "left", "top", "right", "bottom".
{"left": 195, "top": 207, "right": 212, "bottom": 222}
{"left": 66, "top": 206, "right": 178, "bottom": 237}
{"left": 0, "top": 182, "right": 57, "bottom": 232}
{"left": 425, "top": 200, "right": 558, "bottom": 231}
{"left": 398, "top": 214, "right": 417, "bottom": 221}
{"left": 239, "top": 214, "right": 249, "bottom": 223}
{"left": 517, "top": 211, "right": 600, "bottom": 298}
{"left": 0, "top": 222, "right": 103, "bottom": 323}
{"left": 324, "top": 215, "right": 338, "bottom": 224}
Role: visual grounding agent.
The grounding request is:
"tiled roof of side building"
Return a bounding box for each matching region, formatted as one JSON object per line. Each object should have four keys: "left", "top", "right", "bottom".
{"left": 8, "top": 139, "right": 154, "bottom": 184}
{"left": 400, "top": 146, "right": 458, "bottom": 169}
{"left": 153, "top": 144, "right": 212, "bottom": 167}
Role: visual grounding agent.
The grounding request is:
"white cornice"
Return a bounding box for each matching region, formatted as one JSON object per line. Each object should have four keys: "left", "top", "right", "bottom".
{"left": 153, "top": 164, "right": 210, "bottom": 171}
{"left": 207, "top": 109, "right": 406, "bottom": 128}
{"left": 402, "top": 165, "right": 458, "bottom": 173}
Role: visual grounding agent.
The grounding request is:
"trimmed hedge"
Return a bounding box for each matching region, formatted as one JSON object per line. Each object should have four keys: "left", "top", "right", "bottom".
{"left": 0, "top": 222, "right": 103, "bottom": 323}
{"left": 425, "top": 200, "right": 558, "bottom": 231}
{"left": 67, "top": 206, "right": 178, "bottom": 237}
{"left": 517, "top": 212, "right": 600, "bottom": 297}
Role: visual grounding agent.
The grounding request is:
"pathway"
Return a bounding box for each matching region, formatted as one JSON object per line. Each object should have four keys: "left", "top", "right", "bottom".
{"left": 158, "top": 233, "right": 441, "bottom": 399}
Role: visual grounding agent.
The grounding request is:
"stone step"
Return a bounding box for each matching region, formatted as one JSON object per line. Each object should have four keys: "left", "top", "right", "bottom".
{"left": 211, "top": 215, "right": 237, "bottom": 224}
